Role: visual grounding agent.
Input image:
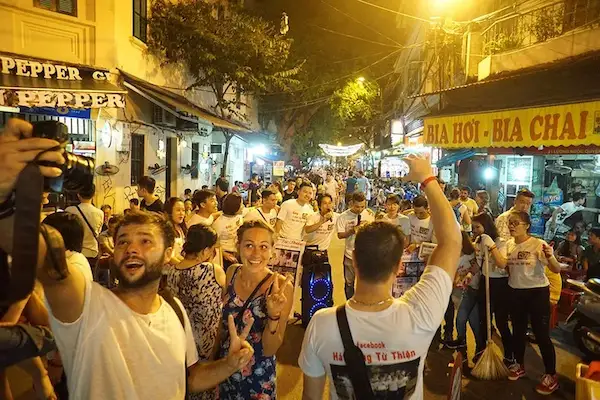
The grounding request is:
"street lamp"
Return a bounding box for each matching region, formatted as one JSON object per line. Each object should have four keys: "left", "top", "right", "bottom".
{"left": 337, "top": 142, "right": 342, "bottom": 146}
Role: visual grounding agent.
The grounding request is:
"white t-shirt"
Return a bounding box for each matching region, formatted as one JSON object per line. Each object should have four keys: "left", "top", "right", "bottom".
{"left": 476, "top": 235, "right": 508, "bottom": 278}
{"left": 187, "top": 213, "right": 214, "bottom": 227}
{"left": 212, "top": 214, "right": 243, "bottom": 252}
{"left": 506, "top": 237, "right": 550, "bottom": 289}
{"left": 495, "top": 208, "right": 514, "bottom": 241}
{"left": 66, "top": 251, "right": 93, "bottom": 283}
{"left": 245, "top": 207, "right": 278, "bottom": 227}
{"left": 382, "top": 213, "right": 411, "bottom": 236}
{"left": 408, "top": 215, "right": 436, "bottom": 245}
{"left": 65, "top": 203, "right": 104, "bottom": 258}
{"left": 47, "top": 281, "right": 199, "bottom": 399}
{"left": 304, "top": 213, "right": 339, "bottom": 251}
{"left": 299, "top": 265, "right": 452, "bottom": 400}
{"left": 452, "top": 203, "right": 470, "bottom": 232}
{"left": 277, "top": 199, "right": 315, "bottom": 240}
{"left": 336, "top": 209, "right": 375, "bottom": 258}
{"left": 325, "top": 180, "right": 339, "bottom": 199}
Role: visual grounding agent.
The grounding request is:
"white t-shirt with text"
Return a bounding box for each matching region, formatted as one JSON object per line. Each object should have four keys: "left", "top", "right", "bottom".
{"left": 277, "top": 199, "right": 315, "bottom": 240}
{"left": 336, "top": 209, "right": 375, "bottom": 259}
{"left": 408, "top": 215, "right": 436, "bottom": 245}
{"left": 65, "top": 203, "right": 104, "bottom": 258}
{"left": 245, "top": 207, "right": 278, "bottom": 228}
{"left": 299, "top": 265, "right": 452, "bottom": 400}
{"left": 304, "top": 213, "right": 340, "bottom": 251}
{"left": 212, "top": 214, "right": 243, "bottom": 253}
{"left": 46, "top": 281, "right": 199, "bottom": 399}
{"left": 506, "top": 237, "right": 550, "bottom": 289}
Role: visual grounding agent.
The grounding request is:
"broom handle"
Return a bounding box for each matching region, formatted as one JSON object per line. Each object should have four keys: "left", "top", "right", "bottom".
{"left": 485, "top": 245, "right": 492, "bottom": 342}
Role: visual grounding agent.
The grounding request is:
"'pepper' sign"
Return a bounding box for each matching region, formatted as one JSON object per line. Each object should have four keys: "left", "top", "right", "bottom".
{"left": 424, "top": 100, "right": 600, "bottom": 149}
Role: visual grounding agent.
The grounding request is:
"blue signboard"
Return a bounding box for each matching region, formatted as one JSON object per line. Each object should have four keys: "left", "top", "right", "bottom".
{"left": 19, "top": 107, "right": 91, "bottom": 119}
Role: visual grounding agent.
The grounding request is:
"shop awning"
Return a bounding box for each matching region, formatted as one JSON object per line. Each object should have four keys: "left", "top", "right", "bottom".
{"left": 422, "top": 52, "right": 600, "bottom": 149}
{"left": 0, "top": 52, "right": 126, "bottom": 109}
{"left": 436, "top": 149, "right": 476, "bottom": 167}
{"left": 120, "top": 71, "right": 251, "bottom": 132}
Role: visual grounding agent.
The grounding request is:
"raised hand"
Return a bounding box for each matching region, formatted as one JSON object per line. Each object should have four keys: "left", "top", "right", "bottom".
{"left": 402, "top": 153, "right": 433, "bottom": 184}
{"left": 266, "top": 273, "right": 292, "bottom": 319}
{"left": 226, "top": 314, "right": 255, "bottom": 370}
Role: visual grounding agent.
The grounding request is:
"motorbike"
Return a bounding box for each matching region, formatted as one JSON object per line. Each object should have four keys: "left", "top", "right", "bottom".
{"left": 567, "top": 278, "right": 600, "bottom": 358}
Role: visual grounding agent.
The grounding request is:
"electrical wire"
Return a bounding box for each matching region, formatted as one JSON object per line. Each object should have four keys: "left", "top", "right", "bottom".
{"left": 350, "top": 0, "right": 430, "bottom": 23}
{"left": 318, "top": 0, "right": 404, "bottom": 46}
{"left": 308, "top": 24, "right": 403, "bottom": 48}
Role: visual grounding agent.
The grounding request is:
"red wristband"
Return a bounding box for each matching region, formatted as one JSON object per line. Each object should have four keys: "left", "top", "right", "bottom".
{"left": 420, "top": 176, "right": 437, "bottom": 189}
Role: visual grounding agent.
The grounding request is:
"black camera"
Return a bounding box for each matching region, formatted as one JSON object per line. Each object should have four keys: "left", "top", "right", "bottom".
{"left": 32, "top": 121, "right": 95, "bottom": 193}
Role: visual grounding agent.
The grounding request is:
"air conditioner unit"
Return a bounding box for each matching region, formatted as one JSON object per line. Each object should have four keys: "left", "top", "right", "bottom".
{"left": 153, "top": 105, "right": 176, "bottom": 127}
{"left": 210, "top": 144, "right": 223, "bottom": 154}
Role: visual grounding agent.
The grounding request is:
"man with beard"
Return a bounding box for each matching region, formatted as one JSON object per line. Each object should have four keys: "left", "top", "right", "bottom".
{"left": 0, "top": 119, "right": 254, "bottom": 399}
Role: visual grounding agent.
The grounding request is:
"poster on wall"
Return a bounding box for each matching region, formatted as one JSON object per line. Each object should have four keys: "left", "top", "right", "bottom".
{"left": 273, "top": 161, "right": 285, "bottom": 176}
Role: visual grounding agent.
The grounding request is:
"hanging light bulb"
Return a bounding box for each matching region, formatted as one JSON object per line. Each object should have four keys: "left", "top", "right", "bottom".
{"left": 180, "top": 139, "right": 188, "bottom": 148}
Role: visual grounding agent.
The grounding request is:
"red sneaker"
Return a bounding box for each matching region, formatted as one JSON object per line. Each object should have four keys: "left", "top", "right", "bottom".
{"left": 536, "top": 374, "right": 559, "bottom": 395}
{"left": 508, "top": 363, "right": 525, "bottom": 381}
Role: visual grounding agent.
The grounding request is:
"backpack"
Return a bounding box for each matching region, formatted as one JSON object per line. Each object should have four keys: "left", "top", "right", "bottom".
{"left": 452, "top": 203, "right": 462, "bottom": 223}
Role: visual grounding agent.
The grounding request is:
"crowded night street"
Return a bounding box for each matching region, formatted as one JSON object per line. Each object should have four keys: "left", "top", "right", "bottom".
{"left": 4, "top": 0, "right": 600, "bottom": 399}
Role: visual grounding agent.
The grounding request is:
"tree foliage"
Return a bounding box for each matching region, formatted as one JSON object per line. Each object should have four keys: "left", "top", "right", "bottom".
{"left": 330, "top": 79, "right": 381, "bottom": 126}
{"left": 148, "top": 0, "right": 302, "bottom": 175}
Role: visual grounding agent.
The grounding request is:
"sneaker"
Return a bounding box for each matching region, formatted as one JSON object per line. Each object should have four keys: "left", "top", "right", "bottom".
{"left": 508, "top": 363, "right": 526, "bottom": 381}
{"left": 536, "top": 374, "right": 559, "bottom": 395}
{"left": 445, "top": 339, "right": 467, "bottom": 350}
{"left": 503, "top": 358, "right": 517, "bottom": 368}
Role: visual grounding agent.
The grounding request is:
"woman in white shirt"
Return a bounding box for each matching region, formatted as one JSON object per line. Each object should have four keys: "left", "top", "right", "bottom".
{"left": 472, "top": 212, "right": 513, "bottom": 362}
{"left": 212, "top": 193, "right": 244, "bottom": 271}
{"left": 501, "top": 211, "right": 562, "bottom": 395}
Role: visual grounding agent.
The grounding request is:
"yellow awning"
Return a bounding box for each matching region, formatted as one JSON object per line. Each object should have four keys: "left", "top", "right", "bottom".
{"left": 424, "top": 100, "right": 600, "bottom": 149}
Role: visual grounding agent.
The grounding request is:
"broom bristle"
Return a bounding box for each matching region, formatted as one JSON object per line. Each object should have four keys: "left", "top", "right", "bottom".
{"left": 471, "top": 341, "right": 510, "bottom": 380}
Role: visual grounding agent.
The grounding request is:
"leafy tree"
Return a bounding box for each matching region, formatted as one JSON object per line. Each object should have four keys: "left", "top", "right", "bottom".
{"left": 148, "top": 0, "right": 302, "bottom": 176}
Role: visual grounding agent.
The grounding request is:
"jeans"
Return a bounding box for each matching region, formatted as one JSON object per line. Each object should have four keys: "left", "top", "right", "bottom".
{"left": 511, "top": 286, "right": 556, "bottom": 374}
{"left": 343, "top": 256, "right": 355, "bottom": 300}
{"left": 443, "top": 298, "right": 455, "bottom": 340}
{"left": 0, "top": 324, "right": 55, "bottom": 369}
{"left": 456, "top": 287, "right": 484, "bottom": 351}
{"left": 478, "top": 277, "right": 513, "bottom": 359}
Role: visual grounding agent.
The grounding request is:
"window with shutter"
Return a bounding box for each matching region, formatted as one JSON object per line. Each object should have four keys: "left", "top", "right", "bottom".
{"left": 34, "top": 0, "right": 77, "bottom": 16}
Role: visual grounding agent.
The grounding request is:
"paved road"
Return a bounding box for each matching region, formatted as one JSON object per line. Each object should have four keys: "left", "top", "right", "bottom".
{"left": 6, "top": 236, "right": 582, "bottom": 399}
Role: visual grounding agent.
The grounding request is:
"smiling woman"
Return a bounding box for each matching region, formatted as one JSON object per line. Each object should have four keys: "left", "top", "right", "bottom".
{"left": 218, "top": 220, "right": 294, "bottom": 399}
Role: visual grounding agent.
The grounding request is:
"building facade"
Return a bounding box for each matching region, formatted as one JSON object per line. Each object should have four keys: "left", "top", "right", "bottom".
{"left": 0, "top": 0, "right": 257, "bottom": 212}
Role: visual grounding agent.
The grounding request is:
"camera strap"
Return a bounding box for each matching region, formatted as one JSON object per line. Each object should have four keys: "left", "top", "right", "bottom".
{"left": 335, "top": 305, "right": 376, "bottom": 399}
{"left": 7, "top": 164, "right": 44, "bottom": 304}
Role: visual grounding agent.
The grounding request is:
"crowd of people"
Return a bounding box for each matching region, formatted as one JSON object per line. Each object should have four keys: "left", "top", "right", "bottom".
{"left": 2, "top": 117, "right": 597, "bottom": 398}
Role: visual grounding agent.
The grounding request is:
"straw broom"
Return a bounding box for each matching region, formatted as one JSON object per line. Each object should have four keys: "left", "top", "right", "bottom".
{"left": 471, "top": 246, "right": 509, "bottom": 380}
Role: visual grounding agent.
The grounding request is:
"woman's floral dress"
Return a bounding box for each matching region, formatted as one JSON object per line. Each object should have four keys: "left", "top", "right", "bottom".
{"left": 218, "top": 267, "right": 276, "bottom": 400}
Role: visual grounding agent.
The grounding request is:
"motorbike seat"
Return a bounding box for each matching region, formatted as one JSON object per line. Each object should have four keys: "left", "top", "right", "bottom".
{"left": 585, "top": 278, "right": 600, "bottom": 296}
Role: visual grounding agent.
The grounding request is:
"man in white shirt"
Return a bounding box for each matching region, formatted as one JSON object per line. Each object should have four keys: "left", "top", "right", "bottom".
{"left": 304, "top": 193, "right": 339, "bottom": 251}
{"left": 408, "top": 195, "right": 436, "bottom": 250}
{"left": 275, "top": 182, "right": 315, "bottom": 240}
{"left": 299, "top": 154, "right": 462, "bottom": 400}
{"left": 544, "top": 192, "right": 600, "bottom": 241}
{"left": 65, "top": 184, "right": 104, "bottom": 264}
{"left": 495, "top": 189, "right": 535, "bottom": 241}
{"left": 336, "top": 191, "right": 374, "bottom": 299}
{"left": 0, "top": 119, "right": 254, "bottom": 399}
{"left": 188, "top": 189, "right": 221, "bottom": 227}
{"left": 244, "top": 189, "right": 278, "bottom": 227}
{"left": 380, "top": 194, "right": 410, "bottom": 237}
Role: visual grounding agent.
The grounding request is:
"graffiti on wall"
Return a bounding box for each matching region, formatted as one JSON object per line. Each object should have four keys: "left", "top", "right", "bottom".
{"left": 99, "top": 175, "right": 116, "bottom": 208}
{"left": 155, "top": 184, "right": 166, "bottom": 201}
{"left": 123, "top": 186, "right": 137, "bottom": 202}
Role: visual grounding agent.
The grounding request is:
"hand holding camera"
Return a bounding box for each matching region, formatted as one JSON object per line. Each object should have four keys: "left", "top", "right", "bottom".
{"left": 0, "top": 119, "right": 65, "bottom": 203}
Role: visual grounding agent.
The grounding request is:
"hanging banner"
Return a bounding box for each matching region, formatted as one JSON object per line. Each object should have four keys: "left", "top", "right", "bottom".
{"left": 424, "top": 100, "right": 600, "bottom": 149}
{"left": 319, "top": 143, "right": 363, "bottom": 157}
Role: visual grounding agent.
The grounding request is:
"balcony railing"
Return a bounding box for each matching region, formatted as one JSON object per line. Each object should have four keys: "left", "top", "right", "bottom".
{"left": 481, "top": 0, "right": 600, "bottom": 55}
